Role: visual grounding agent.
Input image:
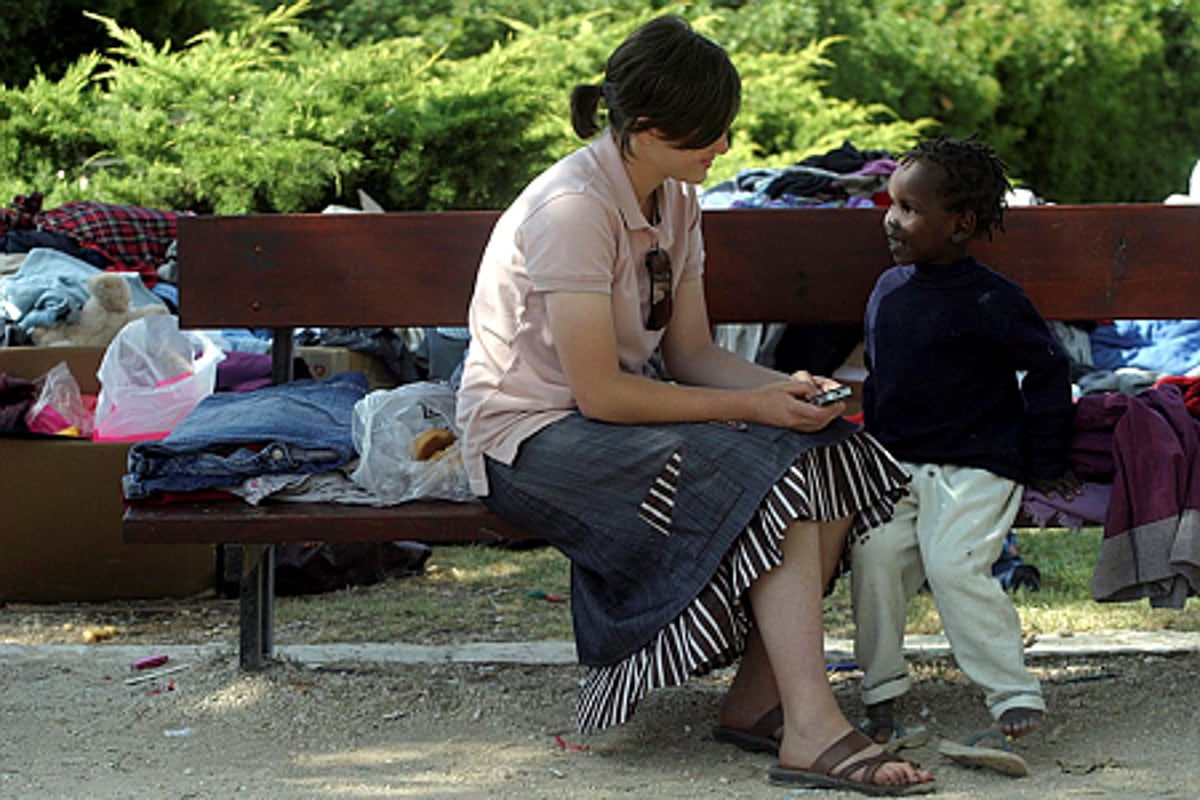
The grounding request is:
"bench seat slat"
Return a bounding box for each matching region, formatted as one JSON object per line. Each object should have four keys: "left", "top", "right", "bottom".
{"left": 123, "top": 500, "right": 533, "bottom": 545}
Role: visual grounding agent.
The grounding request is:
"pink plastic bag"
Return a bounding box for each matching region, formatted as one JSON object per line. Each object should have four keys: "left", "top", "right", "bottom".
{"left": 25, "top": 361, "right": 94, "bottom": 437}
{"left": 93, "top": 315, "right": 224, "bottom": 442}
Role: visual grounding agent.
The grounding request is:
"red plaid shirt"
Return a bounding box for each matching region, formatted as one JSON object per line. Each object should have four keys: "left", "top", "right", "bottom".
{"left": 37, "top": 201, "right": 181, "bottom": 288}
{"left": 0, "top": 192, "right": 44, "bottom": 233}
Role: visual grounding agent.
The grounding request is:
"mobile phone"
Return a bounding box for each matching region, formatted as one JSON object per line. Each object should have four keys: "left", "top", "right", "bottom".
{"left": 809, "top": 385, "right": 851, "bottom": 407}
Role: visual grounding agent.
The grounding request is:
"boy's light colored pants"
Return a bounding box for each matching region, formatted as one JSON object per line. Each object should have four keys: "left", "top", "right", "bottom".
{"left": 850, "top": 462, "right": 1045, "bottom": 719}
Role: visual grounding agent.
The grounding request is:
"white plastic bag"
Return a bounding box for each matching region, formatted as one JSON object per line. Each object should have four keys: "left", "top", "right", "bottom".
{"left": 93, "top": 314, "right": 224, "bottom": 441}
{"left": 350, "top": 381, "right": 475, "bottom": 504}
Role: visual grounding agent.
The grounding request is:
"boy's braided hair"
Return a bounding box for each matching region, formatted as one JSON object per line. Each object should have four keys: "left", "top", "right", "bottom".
{"left": 900, "top": 135, "right": 1012, "bottom": 240}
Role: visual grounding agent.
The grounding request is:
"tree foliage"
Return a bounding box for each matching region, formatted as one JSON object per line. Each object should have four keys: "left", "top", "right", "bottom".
{"left": 0, "top": 0, "right": 1196, "bottom": 211}
{"left": 0, "top": 4, "right": 925, "bottom": 212}
{"left": 0, "top": 0, "right": 258, "bottom": 89}
{"left": 810, "top": 0, "right": 1200, "bottom": 201}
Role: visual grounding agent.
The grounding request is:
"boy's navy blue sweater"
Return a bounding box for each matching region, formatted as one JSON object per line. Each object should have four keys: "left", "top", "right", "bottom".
{"left": 862, "top": 256, "right": 1074, "bottom": 483}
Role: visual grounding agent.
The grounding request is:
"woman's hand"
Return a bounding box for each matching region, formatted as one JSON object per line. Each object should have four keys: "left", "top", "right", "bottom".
{"left": 746, "top": 377, "right": 846, "bottom": 431}
{"left": 788, "top": 370, "right": 845, "bottom": 395}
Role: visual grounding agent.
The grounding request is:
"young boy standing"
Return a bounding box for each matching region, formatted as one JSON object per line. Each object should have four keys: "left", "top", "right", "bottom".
{"left": 853, "top": 137, "right": 1079, "bottom": 746}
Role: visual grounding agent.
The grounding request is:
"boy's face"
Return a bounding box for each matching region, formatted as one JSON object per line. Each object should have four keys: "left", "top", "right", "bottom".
{"left": 882, "top": 159, "right": 975, "bottom": 266}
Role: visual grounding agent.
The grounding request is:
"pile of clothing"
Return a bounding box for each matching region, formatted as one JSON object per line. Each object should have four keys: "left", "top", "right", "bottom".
{"left": 701, "top": 140, "right": 896, "bottom": 211}
{"left": 1, "top": 192, "right": 180, "bottom": 346}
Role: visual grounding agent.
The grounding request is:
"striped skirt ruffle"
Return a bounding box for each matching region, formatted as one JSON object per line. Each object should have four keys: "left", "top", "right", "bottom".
{"left": 575, "top": 429, "right": 908, "bottom": 733}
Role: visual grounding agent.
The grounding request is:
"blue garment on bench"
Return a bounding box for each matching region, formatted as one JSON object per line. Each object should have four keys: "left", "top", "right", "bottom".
{"left": 123, "top": 371, "right": 368, "bottom": 500}
{"left": 5, "top": 247, "right": 165, "bottom": 332}
{"left": 1090, "top": 319, "right": 1200, "bottom": 376}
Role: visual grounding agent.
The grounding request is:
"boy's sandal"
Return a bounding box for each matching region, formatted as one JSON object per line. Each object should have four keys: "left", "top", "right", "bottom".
{"left": 768, "top": 729, "right": 936, "bottom": 796}
{"left": 861, "top": 717, "right": 932, "bottom": 752}
{"left": 938, "top": 730, "right": 1029, "bottom": 777}
{"left": 712, "top": 704, "right": 782, "bottom": 755}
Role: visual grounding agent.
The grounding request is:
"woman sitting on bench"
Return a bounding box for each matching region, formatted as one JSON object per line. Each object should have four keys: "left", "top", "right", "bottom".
{"left": 455, "top": 15, "right": 933, "bottom": 796}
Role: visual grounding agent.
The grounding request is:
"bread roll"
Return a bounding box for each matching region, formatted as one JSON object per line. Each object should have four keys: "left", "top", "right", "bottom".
{"left": 412, "top": 427, "right": 457, "bottom": 461}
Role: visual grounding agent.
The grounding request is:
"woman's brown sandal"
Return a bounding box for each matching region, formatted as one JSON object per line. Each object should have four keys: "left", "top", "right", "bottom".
{"left": 769, "top": 729, "right": 936, "bottom": 796}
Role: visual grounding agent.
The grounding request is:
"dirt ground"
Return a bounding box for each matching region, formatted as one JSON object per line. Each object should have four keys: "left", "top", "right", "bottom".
{"left": 1, "top": 599, "right": 1198, "bottom": 799}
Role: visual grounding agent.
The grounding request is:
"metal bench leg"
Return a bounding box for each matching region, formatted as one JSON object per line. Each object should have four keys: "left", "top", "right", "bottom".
{"left": 238, "top": 543, "right": 275, "bottom": 670}
{"left": 233, "top": 328, "right": 290, "bottom": 671}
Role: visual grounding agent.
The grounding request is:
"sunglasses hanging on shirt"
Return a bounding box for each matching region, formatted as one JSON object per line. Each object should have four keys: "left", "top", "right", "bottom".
{"left": 645, "top": 246, "right": 672, "bottom": 331}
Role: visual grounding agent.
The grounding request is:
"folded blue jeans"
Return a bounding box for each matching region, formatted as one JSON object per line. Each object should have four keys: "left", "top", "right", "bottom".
{"left": 123, "top": 371, "right": 368, "bottom": 499}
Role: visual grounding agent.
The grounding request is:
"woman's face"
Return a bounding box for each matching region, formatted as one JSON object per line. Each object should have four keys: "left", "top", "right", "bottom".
{"left": 641, "top": 128, "right": 731, "bottom": 185}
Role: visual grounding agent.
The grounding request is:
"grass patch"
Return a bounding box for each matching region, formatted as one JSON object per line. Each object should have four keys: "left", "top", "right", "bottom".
{"left": 275, "top": 528, "right": 1199, "bottom": 644}
{"left": 824, "top": 527, "right": 1200, "bottom": 639}
{"left": 275, "top": 544, "right": 574, "bottom": 644}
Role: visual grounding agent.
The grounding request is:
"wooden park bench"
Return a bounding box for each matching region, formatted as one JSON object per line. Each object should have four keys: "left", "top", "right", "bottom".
{"left": 123, "top": 203, "right": 1200, "bottom": 668}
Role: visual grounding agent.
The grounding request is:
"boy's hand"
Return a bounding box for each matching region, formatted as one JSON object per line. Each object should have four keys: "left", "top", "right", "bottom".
{"left": 1028, "top": 469, "right": 1083, "bottom": 500}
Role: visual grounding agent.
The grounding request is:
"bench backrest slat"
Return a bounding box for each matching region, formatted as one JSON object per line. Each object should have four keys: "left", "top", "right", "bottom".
{"left": 177, "top": 204, "right": 1200, "bottom": 329}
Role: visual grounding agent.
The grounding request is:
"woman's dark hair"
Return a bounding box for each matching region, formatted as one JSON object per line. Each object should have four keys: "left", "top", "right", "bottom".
{"left": 901, "top": 136, "right": 1013, "bottom": 240}
{"left": 570, "top": 15, "right": 741, "bottom": 156}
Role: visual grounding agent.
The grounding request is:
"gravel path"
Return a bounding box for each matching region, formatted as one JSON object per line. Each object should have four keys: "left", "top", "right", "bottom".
{"left": 1, "top": 633, "right": 1198, "bottom": 798}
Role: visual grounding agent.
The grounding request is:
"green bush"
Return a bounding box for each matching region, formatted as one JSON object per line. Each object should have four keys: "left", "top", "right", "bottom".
{"left": 0, "top": 4, "right": 356, "bottom": 213}
{"left": 815, "top": 0, "right": 1200, "bottom": 201}
{"left": 283, "top": 0, "right": 672, "bottom": 55}
{"left": 721, "top": 37, "right": 934, "bottom": 181}
{"left": 0, "top": 0, "right": 258, "bottom": 89}
{"left": 0, "top": 4, "right": 931, "bottom": 213}
{"left": 2, "top": 1, "right": 1197, "bottom": 211}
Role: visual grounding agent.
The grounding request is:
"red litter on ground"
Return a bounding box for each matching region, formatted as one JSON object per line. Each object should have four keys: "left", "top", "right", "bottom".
{"left": 132, "top": 654, "right": 170, "bottom": 670}
{"left": 525, "top": 589, "right": 567, "bottom": 603}
{"left": 554, "top": 734, "right": 589, "bottom": 752}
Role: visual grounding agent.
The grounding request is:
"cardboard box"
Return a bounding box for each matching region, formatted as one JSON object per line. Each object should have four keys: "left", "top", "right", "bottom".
{"left": 296, "top": 345, "right": 395, "bottom": 389}
{"left": 0, "top": 346, "right": 215, "bottom": 602}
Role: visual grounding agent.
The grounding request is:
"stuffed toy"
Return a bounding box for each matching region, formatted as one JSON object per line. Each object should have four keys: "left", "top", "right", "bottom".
{"left": 32, "top": 271, "right": 168, "bottom": 348}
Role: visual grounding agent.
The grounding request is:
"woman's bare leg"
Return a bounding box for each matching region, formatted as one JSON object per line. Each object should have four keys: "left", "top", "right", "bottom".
{"left": 718, "top": 516, "right": 852, "bottom": 733}
{"left": 741, "top": 519, "right": 931, "bottom": 787}
{"left": 818, "top": 515, "right": 853, "bottom": 588}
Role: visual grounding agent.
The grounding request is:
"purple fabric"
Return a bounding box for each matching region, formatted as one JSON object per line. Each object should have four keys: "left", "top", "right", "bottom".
{"left": 215, "top": 351, "right": 312, "bottom": 393}
{"left": 1091, "top": 384, "right": 1200, "bottom": 608}
{"left": 855, "top": 157, "right": 899, "bottom": 176}
{"left": 1068, "top": 430, "right": 1116, "bottom": 481}
{"left": 0, "top": 373, "right": 37, "bottom": 431}
{"left": 1022, "top": 481, "right": 1111, "bottom": 531}
{"left": 1069, "top": 396, "right": 1125, "bottom": 480}
{"left": 215, "top": 351, "right": 274, "bottom": 393}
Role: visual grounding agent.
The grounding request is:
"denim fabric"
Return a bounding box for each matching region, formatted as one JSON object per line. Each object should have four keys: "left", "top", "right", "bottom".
{"left": 124, "top": 372, "right": 368, "bottom": 499}
{"left": 6, "top": 247, "right": 164, "bottom": 332}
{"left": 5, "top": 248, "right": 95, "bottom": 331}
{"left": 482, "top": 412, "right": 859, "bottom": 665}
{"left": 211, "top": 328, "right": 273, "bottom": 354}
{"left": 426, "top": 327, "right": 470, "bottom": 383}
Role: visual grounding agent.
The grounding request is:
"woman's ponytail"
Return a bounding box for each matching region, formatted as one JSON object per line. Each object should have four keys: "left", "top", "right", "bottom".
{"left": 569, "top": 83, "right": 604, "bottom": 139}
